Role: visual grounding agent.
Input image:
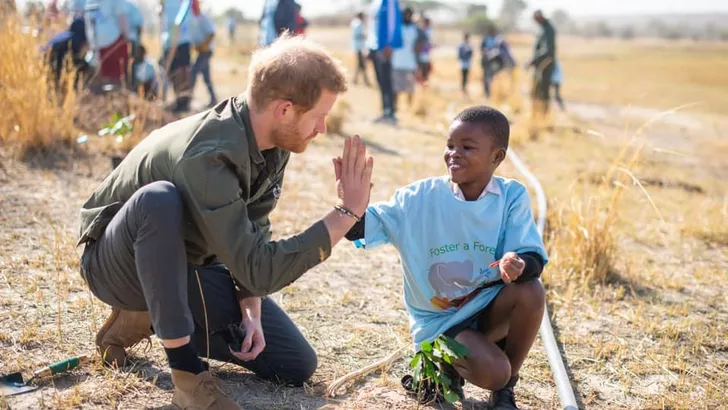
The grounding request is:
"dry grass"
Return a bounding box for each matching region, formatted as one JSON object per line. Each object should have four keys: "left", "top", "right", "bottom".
{"left": 0, "top": 15, "right": 78, "bottom": 159}
{"left": 545, "top": 140, "right": 659, "bottom": 289}
{"left": 1, "top": 25, "right": 728, "bottom": 410}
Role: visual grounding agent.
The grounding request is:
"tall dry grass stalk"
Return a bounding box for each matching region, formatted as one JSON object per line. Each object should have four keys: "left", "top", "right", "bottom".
{"left": 544, "top": 139, "right": 659, "bottom": 289}
{"left": 0, "top": 15, "right": 78, "bottom": 159}
{"left": 326, "top": 98, "right": 350, "bottom": 135}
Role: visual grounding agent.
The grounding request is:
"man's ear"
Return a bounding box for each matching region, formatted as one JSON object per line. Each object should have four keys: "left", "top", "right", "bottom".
{"left": 273, "top": 100, "right": 294, "bottom": 119}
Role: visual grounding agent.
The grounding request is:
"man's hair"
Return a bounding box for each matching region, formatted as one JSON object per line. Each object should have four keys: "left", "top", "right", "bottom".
{"left": 454, "top": 106, "right": 510, "bottom": 150}
{"left": 247, "top": 33, "right": 348, "bottom": 113}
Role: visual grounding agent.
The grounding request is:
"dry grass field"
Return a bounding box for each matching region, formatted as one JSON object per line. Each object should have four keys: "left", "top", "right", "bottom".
{"left": 1, "top": 20, "right": 727, "bottom": 410}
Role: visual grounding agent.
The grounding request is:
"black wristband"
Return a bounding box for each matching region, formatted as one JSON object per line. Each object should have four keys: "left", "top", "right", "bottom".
{"left": 515, "top": 252, "right": 545, "bottom": 283}
{"left": 345, "top": 213, "right": 366, "bottom": 241}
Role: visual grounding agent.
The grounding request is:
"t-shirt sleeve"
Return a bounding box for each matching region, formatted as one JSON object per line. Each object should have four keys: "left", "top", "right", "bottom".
{"left": 501, "top": 185, "right": 548, "bottom": 264}
{"left": 203, "top": 15, "right": 215, "bottom": 35}
{"left": 364, "top": 189, "right": 407, "bottom": 249}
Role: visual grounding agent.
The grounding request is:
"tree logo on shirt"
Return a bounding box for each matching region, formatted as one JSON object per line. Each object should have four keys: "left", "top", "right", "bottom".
{"left": 428, "top": 260, "right": 480, "bottom": 310}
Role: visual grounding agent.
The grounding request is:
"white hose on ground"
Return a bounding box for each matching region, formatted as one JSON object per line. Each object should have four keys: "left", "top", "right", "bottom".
{"left": 446, "top": 103, "right": 579, "bottom": 410}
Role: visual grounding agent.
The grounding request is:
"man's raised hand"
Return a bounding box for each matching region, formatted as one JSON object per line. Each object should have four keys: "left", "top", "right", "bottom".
{"left": 333, "top": 135, "right": 373, "bottom": 217}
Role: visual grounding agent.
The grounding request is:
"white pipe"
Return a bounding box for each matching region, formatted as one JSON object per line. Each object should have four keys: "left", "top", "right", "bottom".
{"left": 507, "top": 149, "right": 579, "bottom": 410}
{"left": 444, "top": 104, "right": 579, "bottom": 409}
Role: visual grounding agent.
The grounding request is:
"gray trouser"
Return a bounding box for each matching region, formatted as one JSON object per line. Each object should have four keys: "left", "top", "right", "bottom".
{"left": 80, "top": 181, "right": 317, "bottom": 385}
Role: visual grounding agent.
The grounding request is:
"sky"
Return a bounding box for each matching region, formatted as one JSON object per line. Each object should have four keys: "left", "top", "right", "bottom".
{"left": 206, "top": 0, "right": 728, "bottom": 18}
{"left": 17, "top": 0, "right": 728, "bottom": 18}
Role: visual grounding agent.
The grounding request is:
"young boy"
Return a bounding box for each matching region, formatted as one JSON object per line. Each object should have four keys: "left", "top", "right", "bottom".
{"left": 343, "top": 106, "right": 547, "bottom": 409}
{"left": 457, "top": 33, "right": 473, "bottom": 94}
{"left": 130, "top": 44, "right": 159, "bottom": 100}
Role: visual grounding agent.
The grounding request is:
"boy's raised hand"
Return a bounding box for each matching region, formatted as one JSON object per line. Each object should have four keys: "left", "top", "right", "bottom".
{"left": 499, "top": 251, "right": 525, "bottom": 283}
{"left": 332, "top": 135, "right": 374, "bottom": 217}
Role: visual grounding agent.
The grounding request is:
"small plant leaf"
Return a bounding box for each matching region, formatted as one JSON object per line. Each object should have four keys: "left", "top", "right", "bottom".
{"left": 443, "top": 387, "right": 460, "bottom": 403}
{"left": 421, "top": 340, "right": 433, "bottom": 353}
{"left": 438, "top": 335, "right": 470, "bottom": 359}
{"left": 424, "top": 359, "right": 437, "bottom": 381}
{"left": 409, "top": 352, "right": 422, "bottom": 369}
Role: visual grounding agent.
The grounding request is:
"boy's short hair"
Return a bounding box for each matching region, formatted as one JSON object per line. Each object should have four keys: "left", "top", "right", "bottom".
{"left": 246, "top": 33, "right": 348, "bottom": 113}
{"left": 454, "top": 105, "right": 510, "bottom": 150}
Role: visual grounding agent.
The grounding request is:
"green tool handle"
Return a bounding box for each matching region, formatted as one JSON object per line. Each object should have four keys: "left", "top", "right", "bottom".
{"left": 31, "top": 354, "right": 90, "bottom": 380}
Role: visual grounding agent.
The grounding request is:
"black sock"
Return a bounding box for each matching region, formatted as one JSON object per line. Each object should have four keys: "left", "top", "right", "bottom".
{"left": 505, "top": 375, "right": 519, "bottom": 389}
{"left": 165, "top": 343, "right": 205, "bottom": 375}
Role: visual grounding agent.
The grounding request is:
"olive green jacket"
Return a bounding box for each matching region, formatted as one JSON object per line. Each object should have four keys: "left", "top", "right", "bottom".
{"left": 78, "top": 96, "right": 332, "bottom": 298}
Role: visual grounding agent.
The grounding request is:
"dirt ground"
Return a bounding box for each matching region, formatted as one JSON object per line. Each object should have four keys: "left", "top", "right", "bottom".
{"left": 1, "top": 26, "right": 727, "bottom": 410}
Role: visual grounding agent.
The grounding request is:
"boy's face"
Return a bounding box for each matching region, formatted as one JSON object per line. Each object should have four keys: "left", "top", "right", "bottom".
{"left": 444, "top": 120, "right": 505, "bottom": 186}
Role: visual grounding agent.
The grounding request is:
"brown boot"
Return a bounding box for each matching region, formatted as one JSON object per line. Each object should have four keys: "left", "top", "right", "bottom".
{"left": 171, "top": 369, "right": 242, "bottom": 410}
{"left": 95, "top": 308, "right": 153, "bottom": 367}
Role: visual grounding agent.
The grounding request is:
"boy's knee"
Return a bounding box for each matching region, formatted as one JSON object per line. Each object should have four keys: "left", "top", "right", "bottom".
{"left": 472, "top": 352, "right": 510, "bottom": 391}
{"left": 515, "top": 279, "right": 545, "bottom": 313}
{"left": 489, "top": 358, "right": 512, "bottom": 391}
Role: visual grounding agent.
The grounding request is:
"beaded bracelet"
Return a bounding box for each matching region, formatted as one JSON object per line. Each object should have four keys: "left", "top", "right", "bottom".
{"left": 334, "top": 205, "right": 361, "bottom": 222}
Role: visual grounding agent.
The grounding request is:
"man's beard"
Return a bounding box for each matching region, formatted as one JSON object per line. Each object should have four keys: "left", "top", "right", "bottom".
{"left": 271, "top": 121, "right": 317, "bottom": 154}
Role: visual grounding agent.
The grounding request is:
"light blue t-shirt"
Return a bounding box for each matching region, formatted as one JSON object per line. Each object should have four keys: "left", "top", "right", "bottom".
{"left": 391, "top": 23, "right": 419, "bottom": 71}
{"left": 552, "top": 61, "right": 563, "bottom": 84}
{"left": 351, "top": 17, "right": 366, "bottom": 51}
{"left": 259, "top": 0, "right": 279, "bottom": 47}
{"left": 361, "top": 175, "right": 548, "bottom": 345}
{"left": 63, "top": 0, "right": 86, "bottom": 15}
{"left": 134, "top": 58, "right": 157, "bottom": 83}
{"left": 161, "top": 0, "right": 193, "bottom": 50}
{"left": 125, "top": 0, "right": 143, "bottom": 43}
{"left": 191, "top": 13, "right": 216, "bottom": 52}
{"left": 84, "top": 0, "right": 127, "bottom": 49}
{"left": 458, "top": 42, "right": 473, "bottom": 69}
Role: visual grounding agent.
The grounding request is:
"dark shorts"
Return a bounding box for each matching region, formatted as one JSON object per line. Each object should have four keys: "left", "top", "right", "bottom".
{"left": 443, "top": 285, "right": 507, "bottom": 349}
{"left": 165, "top": 42, "right": 191, "bottom": 73}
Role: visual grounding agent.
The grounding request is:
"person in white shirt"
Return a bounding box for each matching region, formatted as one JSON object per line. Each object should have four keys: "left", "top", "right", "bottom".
{"left": 350, "top": 12, "right": 370, "bottom": 86}
{"left": 190, "top": 11, "right": 217, "bottom": 108}
{"left": 390, "top": 7, "right": 423, "bottom": 116}
{"left": 84, "top": 0, "right": 130, "bottom": 85}
{"left": 226, "top": 14, "right": 236, "bottom": 44}
{"left": 417, "top": 17, "right": 433, "bottom": 83}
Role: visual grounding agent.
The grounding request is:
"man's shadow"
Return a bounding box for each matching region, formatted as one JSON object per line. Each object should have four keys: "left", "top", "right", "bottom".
{"left": 138, "top": 365, "right": 330, "bottom": 410}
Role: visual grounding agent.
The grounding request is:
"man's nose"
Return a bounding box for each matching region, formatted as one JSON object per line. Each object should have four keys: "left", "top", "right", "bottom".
{"left": 315, "top": 118, "right": 326, "bottom": 134}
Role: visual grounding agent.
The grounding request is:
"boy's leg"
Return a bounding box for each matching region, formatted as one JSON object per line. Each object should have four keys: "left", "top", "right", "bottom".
{"left": 451, "top": 328, "right": 511, "bottom": 391}
{"left": 554, "top": 84, "right": 565, "bottom": 111}
{"left": 450, "top": 281, "right": 545, "bottom": 392}
{"left": 477, "top": 280, "right": 545, "bottom": 380}
{"left": 188, "top": 263, "right": 317, "bottom": 386}
{"left": 200, "top": 52, "right": 217, "bottom": 105}
{"left": 190, "top": 55, "right": 201, "bottom": 96}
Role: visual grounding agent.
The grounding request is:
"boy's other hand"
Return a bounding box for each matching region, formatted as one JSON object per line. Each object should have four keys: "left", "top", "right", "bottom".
{"left": 499, "top": 252, "right": 525, "bottom": 283}
{"left": 333, "top": 135, "right": 373, "bottom": 217}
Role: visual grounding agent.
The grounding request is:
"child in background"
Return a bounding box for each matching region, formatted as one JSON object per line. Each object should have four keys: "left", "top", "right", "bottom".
{"left": 190, "top": 10, "right": 218, "bottom": 108}
{"left": 131, "top": 44, "right": 159, "bottom": 100}
{"left": 551, "top": 60, "right": 565, "bottom": 111}
{"left": 343, "top": 106, "right": 548, "bottom": 410}
{"left": 457, "top": 33, "right": 473, "bottom": 95}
